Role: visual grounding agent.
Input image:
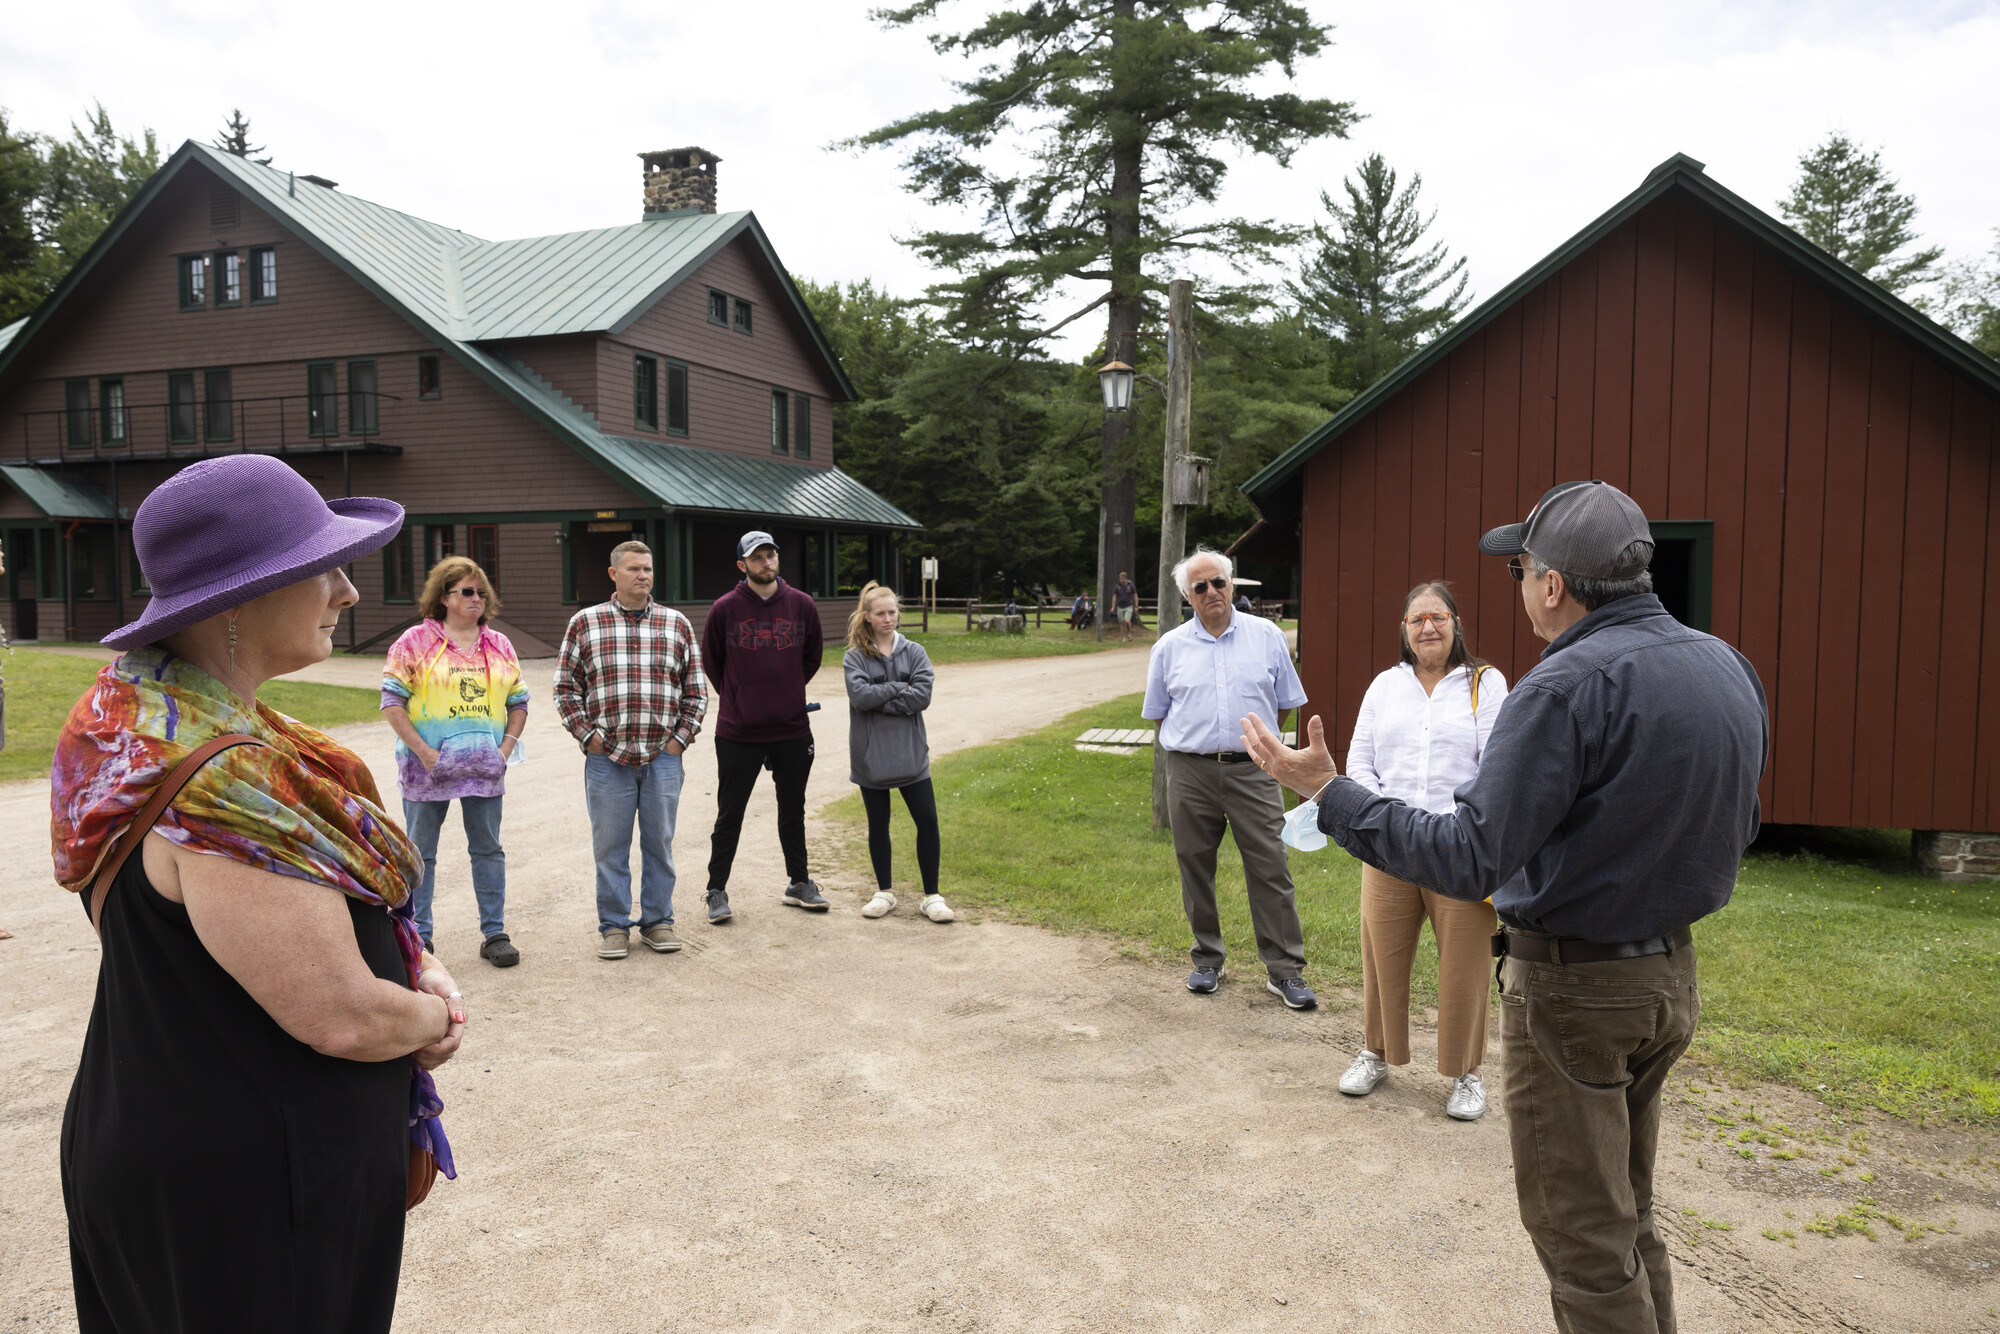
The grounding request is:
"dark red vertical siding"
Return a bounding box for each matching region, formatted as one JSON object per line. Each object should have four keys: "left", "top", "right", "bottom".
{"left": 1288, "top": 188, "right": 2000, "bottom": 833}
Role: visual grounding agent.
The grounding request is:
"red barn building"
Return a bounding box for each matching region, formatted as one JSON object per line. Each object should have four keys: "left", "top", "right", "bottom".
{"left": 0, "top": 141, "right": 918, "bottom": 655}
{"left": 1242, "top": 154, "right": 2000, "bottom": 853}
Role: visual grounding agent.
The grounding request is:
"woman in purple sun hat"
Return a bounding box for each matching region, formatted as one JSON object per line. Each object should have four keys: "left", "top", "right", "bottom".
{"left": 51, "top": 454, "right": 464, "bottom": 1333}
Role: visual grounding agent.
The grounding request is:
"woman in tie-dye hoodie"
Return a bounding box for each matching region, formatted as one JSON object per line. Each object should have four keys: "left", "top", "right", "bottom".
{"left": 380, "top": 556, "right": 529, "bottom": 964}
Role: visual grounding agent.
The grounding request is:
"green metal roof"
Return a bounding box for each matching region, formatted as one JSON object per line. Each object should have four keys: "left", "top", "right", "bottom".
{"left": 1242, "top": 152, "right": 2000, "bottom": 506}
{"left": 0, "top": 464, "right": 117, "bottom": 519}
{"left": 494, "top": 354, "right": 918, "bottom": 529}
{"left": 0, "top": 142, "right": 878, "bottom": 524}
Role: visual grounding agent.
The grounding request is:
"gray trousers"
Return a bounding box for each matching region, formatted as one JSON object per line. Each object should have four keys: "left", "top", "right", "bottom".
{"left": 1164, "top": 750, "right": 1307, "bottom": 979}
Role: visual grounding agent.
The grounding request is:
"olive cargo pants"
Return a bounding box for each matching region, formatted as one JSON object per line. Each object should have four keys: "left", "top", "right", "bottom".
{"left": 1164, "top": 750, "right": 1307, "bottom": 980}
{"left": 1497, "top": 940, "right": 1701, "bottom": 1334}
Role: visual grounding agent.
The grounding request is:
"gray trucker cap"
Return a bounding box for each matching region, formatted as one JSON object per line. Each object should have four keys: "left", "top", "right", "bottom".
{"left": 1477, "top": 480, "right": 1654, "bottom": 579}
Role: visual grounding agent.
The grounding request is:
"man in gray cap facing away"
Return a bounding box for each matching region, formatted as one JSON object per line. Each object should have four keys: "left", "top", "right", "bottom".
{"left": 1244, "top": 480, "right": 1768, "bottom": 1334}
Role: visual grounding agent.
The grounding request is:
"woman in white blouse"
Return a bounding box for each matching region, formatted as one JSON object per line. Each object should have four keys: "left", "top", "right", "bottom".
{"left": 1337, "top": 581, "right": 1508, "bottom": 1121}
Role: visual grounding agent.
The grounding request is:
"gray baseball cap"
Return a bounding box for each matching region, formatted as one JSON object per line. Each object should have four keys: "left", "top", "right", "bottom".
{"left": 1478, "top": 480, "right": 1654, "bottom": 579}
{"left": 736, "top": 529, "right": 778, "bottom": 559}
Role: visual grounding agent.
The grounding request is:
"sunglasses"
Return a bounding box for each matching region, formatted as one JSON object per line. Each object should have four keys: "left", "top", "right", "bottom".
{"left": 1507, "top": 557, "right": 1534, "bottom": 583}
{"left": 1190, "top": 577, "right": 1230, "bottom": 595}
{"left": 452, "top": 586, "right": 484, "bottom": 599}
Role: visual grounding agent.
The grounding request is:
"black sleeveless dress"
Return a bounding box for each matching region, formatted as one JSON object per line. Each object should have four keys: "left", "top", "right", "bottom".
{"left": 61, "top": 854, "right": 412, "bottom": 1333}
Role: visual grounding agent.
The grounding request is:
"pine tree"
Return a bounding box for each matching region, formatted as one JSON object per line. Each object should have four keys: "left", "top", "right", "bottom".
{"left": 1935, "top": 231, "right": 2000, "bottom": 359}
{"left": 849, "top": 0, "right": 1358, "bottom": 611}
{"left": 0, "top": 110, "right": 45, "bottom": 323}
{"left": 1779, "top": 132, "right": 1941, "bottom": 295}
{"left": 1287, "top": 153, "right": 1469, "bottom": 394}
{"left": 213, "top": 109, "right": 270, "bottom": 164}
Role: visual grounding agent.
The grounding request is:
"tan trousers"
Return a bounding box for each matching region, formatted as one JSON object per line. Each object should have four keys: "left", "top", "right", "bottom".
{"left": 1359, "top": 864, "right": 1496, "bottom": 1075}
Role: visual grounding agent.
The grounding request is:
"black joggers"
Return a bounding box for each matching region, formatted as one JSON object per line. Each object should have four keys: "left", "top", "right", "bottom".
{"left": 860, "top": 778, "right": 940, "bottom": 895}
{"left": 708, "top": 734, "right": 813, "bottom": 890}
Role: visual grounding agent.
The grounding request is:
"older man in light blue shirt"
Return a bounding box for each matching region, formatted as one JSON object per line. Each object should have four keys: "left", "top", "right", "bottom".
{"left": 1144, "top": 546, "right": 1315, "bottom": 1009}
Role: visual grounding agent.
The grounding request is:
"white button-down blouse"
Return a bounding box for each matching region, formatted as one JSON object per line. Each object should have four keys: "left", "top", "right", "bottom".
{"left": 1345, "top": 661, "right": 1509, "bottom": 815}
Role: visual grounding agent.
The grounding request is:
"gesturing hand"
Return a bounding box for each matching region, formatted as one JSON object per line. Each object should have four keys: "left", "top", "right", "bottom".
{"left": 1242, "top": 713, "right": 1341, "bottom": 803}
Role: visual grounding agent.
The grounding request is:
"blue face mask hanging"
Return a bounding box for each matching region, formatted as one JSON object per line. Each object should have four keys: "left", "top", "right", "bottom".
{"left": 1281, "top": 797, "right": 1327, "bottom": 851}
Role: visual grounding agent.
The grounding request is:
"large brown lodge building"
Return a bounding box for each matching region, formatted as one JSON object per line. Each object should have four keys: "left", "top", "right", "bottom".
{"left": 0, "top": 142, "right": 919, "bottom": 656}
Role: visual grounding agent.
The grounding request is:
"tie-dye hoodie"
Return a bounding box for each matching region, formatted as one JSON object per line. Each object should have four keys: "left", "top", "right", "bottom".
{"left": 380, "top": 620, "right": 530, "bottom": 802}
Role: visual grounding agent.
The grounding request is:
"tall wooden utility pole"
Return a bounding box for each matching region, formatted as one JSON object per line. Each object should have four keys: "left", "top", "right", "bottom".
{"left": 1152, "top": 278, "right": 1206, "bottom": 828}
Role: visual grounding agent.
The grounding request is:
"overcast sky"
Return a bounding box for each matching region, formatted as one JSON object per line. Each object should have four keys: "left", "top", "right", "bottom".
{"left": 4, "top": 0, "right": 1996, "bottom": 358}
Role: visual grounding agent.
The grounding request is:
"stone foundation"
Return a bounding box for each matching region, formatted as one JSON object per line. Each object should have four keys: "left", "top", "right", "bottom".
{"left": 1912, "top": 829, "right": 2000, "bottom": 882}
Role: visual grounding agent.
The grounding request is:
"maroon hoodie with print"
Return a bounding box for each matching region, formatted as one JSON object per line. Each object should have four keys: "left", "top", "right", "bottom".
{"left": 701, "top": 577, "right": 823, "bottom": 744}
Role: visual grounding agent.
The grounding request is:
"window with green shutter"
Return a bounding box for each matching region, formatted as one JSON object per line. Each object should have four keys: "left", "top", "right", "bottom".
{"left": 634, "top": 354, "right": 659, "bottom": 430}
{"left": 348, "top": 359, "right": 379, "bottom": 435}
{"left": 665, "top": 360, "right": 689, "bottom": 436}
{"left": 770, "top": 389, "right": 789, "bottom": 454}
{"left": 99, "top": 378, "right": 126, "bottom": 446}
{"left": 793, "top": 393, "right": 810, "bottom": 459}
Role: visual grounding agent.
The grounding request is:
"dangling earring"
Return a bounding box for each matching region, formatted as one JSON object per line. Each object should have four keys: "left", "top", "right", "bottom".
{"left": 227, "top": 619, "right": 238, "bottom": 673}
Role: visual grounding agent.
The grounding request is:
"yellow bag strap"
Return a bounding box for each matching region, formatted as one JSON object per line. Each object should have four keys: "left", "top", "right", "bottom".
{"left": 1470, "top": 664, "right": 1487, "bottom": 719}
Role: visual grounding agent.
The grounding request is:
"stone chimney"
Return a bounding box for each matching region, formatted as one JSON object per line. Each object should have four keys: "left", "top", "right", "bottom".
{"left": 640, "top": 147, "right": 721, "bottom": 216}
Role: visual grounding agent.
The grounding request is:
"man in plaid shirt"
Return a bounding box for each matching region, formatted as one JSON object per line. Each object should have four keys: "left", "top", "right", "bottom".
{"left": 554, "top": 540, "right": 708, "bottom": 960}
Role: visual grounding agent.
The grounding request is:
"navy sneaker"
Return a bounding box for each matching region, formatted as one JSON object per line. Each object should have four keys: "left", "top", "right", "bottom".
{"left": 782, "top": 879, "right": 830, "bottom": 912}
{"left": 706, "top": 888, "right": 733, "bottom": 923}
{"left": 1267, "top": 977, "right": 1318, "bottom": 1010}
{"left": 1186, "top": 965, "right": 1223, "bottom": 994}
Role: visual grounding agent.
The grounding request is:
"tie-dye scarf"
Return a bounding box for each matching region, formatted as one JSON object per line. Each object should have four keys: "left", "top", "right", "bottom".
{"left": 51, "top": 646, "right": 454, "bottom": 1177}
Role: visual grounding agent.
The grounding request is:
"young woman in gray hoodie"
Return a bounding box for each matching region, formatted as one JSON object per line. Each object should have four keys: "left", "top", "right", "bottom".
{"left": 843, "top": 582, "right": 953, "bottom": 922}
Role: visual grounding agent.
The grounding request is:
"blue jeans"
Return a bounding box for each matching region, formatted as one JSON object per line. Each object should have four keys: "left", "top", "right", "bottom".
{"left": 585, "top": 751, "right": 684, "bottom": 933}
{"left": 402, "top": 794, "right": 507, "bottom": 945}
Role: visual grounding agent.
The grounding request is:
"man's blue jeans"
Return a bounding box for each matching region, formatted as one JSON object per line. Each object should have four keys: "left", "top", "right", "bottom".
{"left": 585, "top": 750, "right": 684, "bottom": 934}
{"left": 402, "top": 794, "right": 507, "bottom": 945}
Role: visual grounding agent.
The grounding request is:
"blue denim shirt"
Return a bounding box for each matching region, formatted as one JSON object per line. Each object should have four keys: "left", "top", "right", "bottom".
{"left": 1316, "top": 594, "right": 1768, "bottom": 942}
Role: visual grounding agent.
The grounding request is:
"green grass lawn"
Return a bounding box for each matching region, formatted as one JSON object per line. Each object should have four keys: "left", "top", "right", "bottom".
{"left": 0, "top": 648, "right": 386, "bottom": 783}
{"left": 880, "top": 620, "right": 1155, "bottom": 665}
{"left": 827, "top": 693, "right": 2000, "bottom": 1125}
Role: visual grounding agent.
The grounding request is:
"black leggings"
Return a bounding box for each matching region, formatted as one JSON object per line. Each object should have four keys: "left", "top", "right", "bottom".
{"left": 860, "top": 779, "right": 940, "bottom": 895}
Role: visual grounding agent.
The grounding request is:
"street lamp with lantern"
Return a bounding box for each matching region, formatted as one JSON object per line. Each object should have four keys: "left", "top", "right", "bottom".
{"left": 1096, "top": 360, "right": 1136, "bottom": 413}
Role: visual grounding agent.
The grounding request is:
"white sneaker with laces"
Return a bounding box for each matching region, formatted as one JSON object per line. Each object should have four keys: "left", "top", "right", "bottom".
{"left": 1338, "top": 1050, "right": 1389, "bottom": 1097}
{"left": 921, "top": 894, "right": 956, "bottom": 922}
{"left": 1446, "top": 1072, "right": 1487, "bottom": 1121}
{"left": 862, "top": 891, "right": 897, "bottom": 918}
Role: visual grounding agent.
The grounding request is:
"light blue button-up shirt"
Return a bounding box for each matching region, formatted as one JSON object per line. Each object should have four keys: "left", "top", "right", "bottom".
{"left": 1142, "top": 610, "right": 1307, "bottom": 754}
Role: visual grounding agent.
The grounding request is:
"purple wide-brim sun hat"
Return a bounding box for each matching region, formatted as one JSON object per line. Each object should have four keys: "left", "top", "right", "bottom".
{"left": 103, "top": 454, "right": 404, "bottom": 650}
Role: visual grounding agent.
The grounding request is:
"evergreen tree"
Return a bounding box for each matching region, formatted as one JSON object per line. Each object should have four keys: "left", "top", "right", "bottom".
{"left": 1287, "top": 153, "right": 1468, "bottom": 394}
{"left": 0, "top": 110, "right": 44, "bottom": 323}
{"left": 848, "top": 0, "right": 1358, "bottom": 610}
{"left": 1779, "top": 131, "right": 1941, "bottom": 295}
{"left": 213, "top": 109, "right": 270, "bottom": 164}
{"left": 1935, "top": 230, "right": 2000, "bottom": 359}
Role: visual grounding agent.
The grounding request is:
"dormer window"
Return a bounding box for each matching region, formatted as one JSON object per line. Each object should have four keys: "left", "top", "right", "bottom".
{"left": 178, "top": 256, "right": 206, "bottom": 310}
{"left": 733, "top": 298, "right": 753, "bottom": 335}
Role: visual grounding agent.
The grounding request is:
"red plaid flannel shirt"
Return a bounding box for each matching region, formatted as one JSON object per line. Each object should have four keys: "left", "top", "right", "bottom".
{"left": 553, "top": 599, "right": 707, "bottom": 764}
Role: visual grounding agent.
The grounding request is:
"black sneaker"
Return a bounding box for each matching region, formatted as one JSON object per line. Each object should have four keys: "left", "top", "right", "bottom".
{"left": 1267, "top": 976, "right": 1318, "bottom": 1010}
{"left": 706, "top": 888, "right": 733, "bottom": 923}
{"left": 1186, "top": 965, "right": 1223, "bottom": 994}
{"left": 782, "top": 879, "right": 830, "bottom": 912}
{"left": 480, "top": 933, "right": 520, "bottom": 968}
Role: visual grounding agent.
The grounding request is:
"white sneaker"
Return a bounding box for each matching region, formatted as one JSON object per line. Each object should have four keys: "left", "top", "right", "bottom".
{"left": 921, "top": 894, "right": 956, "bottom": 923}
{"left": 1446, "top": 1072, "right": 1487, "bottom": 1121}
{"left": 1338, "top": 1050, "right": 1389, "bottom": 1096}
{"left": 862, "top": 891, "right": 897, "bottom": 919}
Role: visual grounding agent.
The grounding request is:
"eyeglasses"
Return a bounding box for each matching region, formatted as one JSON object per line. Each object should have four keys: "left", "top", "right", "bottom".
{"left": 1507, "top": 557, "right": 1535, "bottom": 583}
{"left": 1404, "top": 611, "right": 1452, "bottom": 628}
{"left": 452, "top": 587, "right": 484, "bottom": 599}
{"left": 1190, "top": 577, "right": 1230, "bottom": 595}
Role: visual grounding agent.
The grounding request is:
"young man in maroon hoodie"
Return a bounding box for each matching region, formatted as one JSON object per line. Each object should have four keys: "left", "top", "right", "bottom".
{"left": 701, "top": 530, "right": 827, "bottom": 920}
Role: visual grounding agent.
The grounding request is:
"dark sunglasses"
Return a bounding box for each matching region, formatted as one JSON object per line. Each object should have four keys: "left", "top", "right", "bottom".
{"left": 452, "top": 586, "right": 484, "bottom": 598}
{"left": 1507, "top": 557, "right": 1530, "bottom": 583}
{"left": 1190, "top": 577, "right": 1230, "bottom": 595}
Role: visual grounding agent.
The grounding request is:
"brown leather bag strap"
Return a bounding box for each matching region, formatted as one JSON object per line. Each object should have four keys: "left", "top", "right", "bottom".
{"left": 88, "top": 734, "right": 267, "bottom": 935}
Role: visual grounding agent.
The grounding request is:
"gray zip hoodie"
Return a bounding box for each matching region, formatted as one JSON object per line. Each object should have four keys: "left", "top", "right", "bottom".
{"left": 844, "top": 634, "right": 934, "bottom": 789}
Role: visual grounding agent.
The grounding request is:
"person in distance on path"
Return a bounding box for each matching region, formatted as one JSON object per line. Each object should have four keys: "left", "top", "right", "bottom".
{"left": 554, "top": 541, "right": 708, "bottom": 961}
{"left": 1111, "top": 570, "right": 1138, "bottom": 642}
{"left": 1243, "top": 480, "right": 1768, "bottom": 1334}
{"left": 844, "top": 581, "right": 954, "bottom": 923}
{"left": 1144, "top": 545, "right": 1316, "bottom": 1011}
{"left": 702, "top": 531, "right": 827, "bottom": 918}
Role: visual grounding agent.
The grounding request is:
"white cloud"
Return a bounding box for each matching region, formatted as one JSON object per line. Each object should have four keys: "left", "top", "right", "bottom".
{"left": 4, "top": 0, "right": 1995, "bottom": 359}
